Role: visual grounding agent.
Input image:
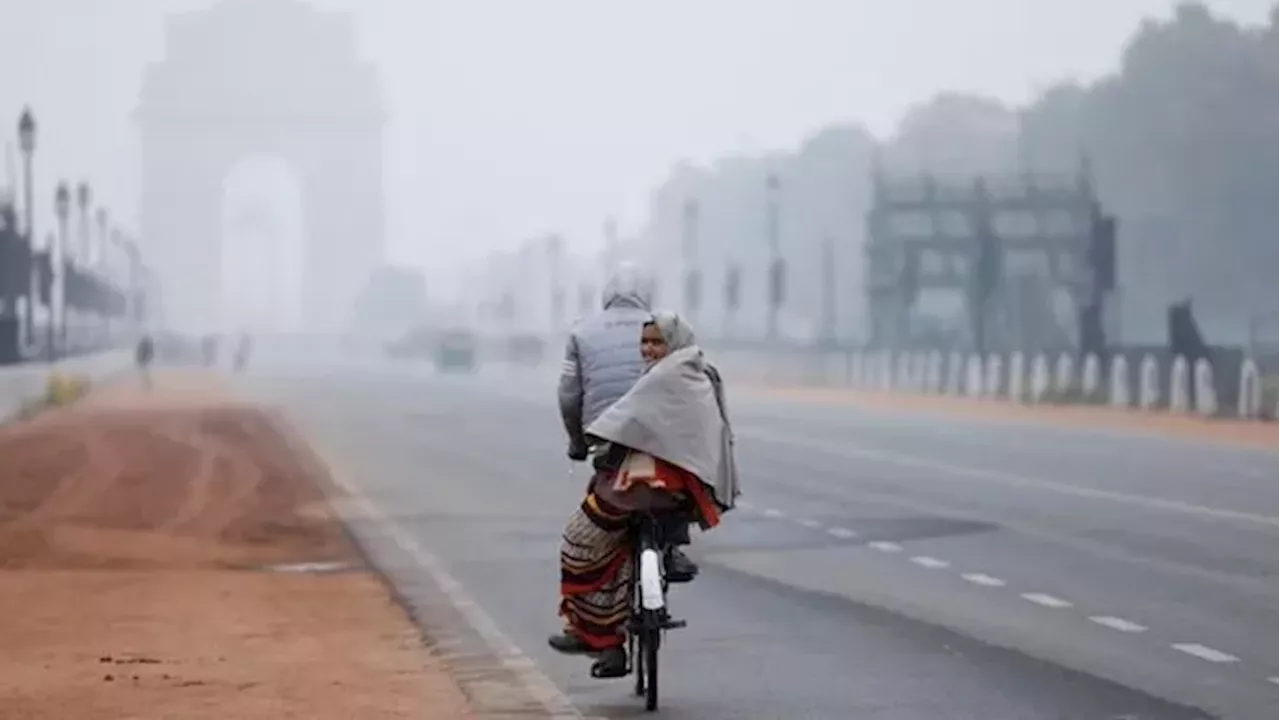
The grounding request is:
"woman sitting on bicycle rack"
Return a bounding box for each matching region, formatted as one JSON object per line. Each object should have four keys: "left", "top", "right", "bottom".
{"left": 549, "top": 310, "right": 739, "bottom": 679}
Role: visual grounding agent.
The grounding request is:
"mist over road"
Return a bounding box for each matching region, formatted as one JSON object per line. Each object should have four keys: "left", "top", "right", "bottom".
{"left": 240, "top": 360, "right": 1276, "bottom": 720}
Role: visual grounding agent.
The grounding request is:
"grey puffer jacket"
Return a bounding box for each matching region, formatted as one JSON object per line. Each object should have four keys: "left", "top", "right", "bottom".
{"left": 558, "top": 269, "right": 653, "bottom": 448}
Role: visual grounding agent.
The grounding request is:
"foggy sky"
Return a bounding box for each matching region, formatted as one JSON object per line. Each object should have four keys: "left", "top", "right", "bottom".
{"left": 0, "top": 0, "right": 1270, "bottom": 301}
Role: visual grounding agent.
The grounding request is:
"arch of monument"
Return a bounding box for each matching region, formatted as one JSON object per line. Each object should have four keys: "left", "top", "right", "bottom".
{"left": 136, "top": 0, "right": 384, "bottom": 334}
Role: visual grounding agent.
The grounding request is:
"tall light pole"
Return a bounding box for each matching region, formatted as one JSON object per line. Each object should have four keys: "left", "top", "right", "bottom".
{"left": 681, "top": 198, "right": 701, "bottom": 324}
{"left": 17, "top": 108, "right": 36, "bottom": 343}
{"left": 765, "top": 173, "right": 785, "bottom": 341}
{"left": 95, "top": 207, "right": 110, "bottom": 341}
{"left": 76, "top": 182, "right": 91, "bottom": 265}
{"left": 53, "top": 182, "right": 70, "bottom": 360}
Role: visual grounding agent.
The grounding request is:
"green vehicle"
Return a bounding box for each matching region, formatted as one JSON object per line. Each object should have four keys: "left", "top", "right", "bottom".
{"left": 435, "top": 329, "right": 477, "bottom": 372}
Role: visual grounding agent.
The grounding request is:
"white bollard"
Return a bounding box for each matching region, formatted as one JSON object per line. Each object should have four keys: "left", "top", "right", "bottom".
{"left": 946, "top": 352, "right": 963, "bottom": 395}
{"left": 1138, "top": 354, "right": 1160, "bottom": 410}
{"left": 1008, "top": 351, "right": 1026, "bottom": 402}
{"left": 1054, "top": 353, "right": 1075, "bottom": 398}
{"left": 1193, "top": 358, "right": 1217, "bottom": 417}
{"left": 984, "top": 354, "right": 1003, "bottom": 397}
{"left": 878, "top": 351, "right": 893, "bottom": 391}
{"left": 926, "top": 351, "right": 944, "bottom": 394}
{"left": 1169, "top": 355, "right": 1190, "bottom": 413}
{"left": 1237, "top": 358, "right": 1262, "bottom": 419}
{"left": 1109, "top": 355, "right": 1131, "bottom": 408}
{"left": 911, "top": 352, "right": 929, "bottom": 393}
{"left": 965, "top": 354, "right": 984, "bottom": 397}
{"left": 1030, "top": 354, "right": 1050, "bottom": 404}
{"left": 1081, "top": 354, "right": 1101, "bottom": 400}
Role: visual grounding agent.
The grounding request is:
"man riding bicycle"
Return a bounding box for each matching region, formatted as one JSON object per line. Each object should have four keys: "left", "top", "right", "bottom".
{"left": 557, "top": 263, "right": 699, "bottom": 581}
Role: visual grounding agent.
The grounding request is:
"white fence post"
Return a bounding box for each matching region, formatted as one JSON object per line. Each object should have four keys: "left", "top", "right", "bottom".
{"left": 1109, "top": 355, "right": 1131, "bottom": 408}
{"left": 1054, "top": 353, "right": 1075, "bottom": 397}
{"left": 946, "top": 352, "right": 963, "bottom": 395}
{"left": 1030, "top": 354, "right": 1050, "bottom": 403}
{"left": 1169, "top": 355, "right": 1190, "bottom": 413}
{"left": 984, "top": 354, "right": 1003, "bottom": 397}
{"left": 1008, "top": 351, "right": 1026, "bottom": 402}
{"left": 1138, "top": 354, "right": 1160, "bottom": 410}
{"left": 965, "top": 354, "right": 984, "bottom": 397}
{"left": 1193, "top": 358, "right": 1218, "bottom": 417}
{"left": 926, "top": 351, "right": 944, "bottom": 394}
{"left": 1237, "top": 358, "right": 1262, "bottom": 419}
{"left": 1081, "top": 353, "right": 1101, "bottom": 400}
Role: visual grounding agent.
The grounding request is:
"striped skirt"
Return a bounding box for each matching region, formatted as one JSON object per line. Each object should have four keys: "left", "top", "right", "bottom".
{"left": 558, "top": 492, "right": 633, "bottom": 650}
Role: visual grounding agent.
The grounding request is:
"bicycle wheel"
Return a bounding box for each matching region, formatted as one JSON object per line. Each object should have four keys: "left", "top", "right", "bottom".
{"left": 643, "top": 626, "right": 660, "bottom": 711}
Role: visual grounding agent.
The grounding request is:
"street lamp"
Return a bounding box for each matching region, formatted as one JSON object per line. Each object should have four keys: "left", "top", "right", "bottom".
{"left": 765, "top": 173, "right": 784, "bottom": 341}
{"left": 17, "top": 108, "right": 36, "bottom": 342}
{"left": 53, "top": 181, "right": 70, "bottom": 360}
{"left": 76, "top": 182, "right": 91, "bottom": 265}
{"left": 95, "top": 207, "right": 108, "bottom": 270}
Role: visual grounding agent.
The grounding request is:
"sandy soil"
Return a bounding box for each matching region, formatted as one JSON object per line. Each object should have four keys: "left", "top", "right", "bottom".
{"left": 748, "top": 385, "right": 1277, "bottom": 450}
{"left": 0, "top": 372, "right": 476, "bottom": 719}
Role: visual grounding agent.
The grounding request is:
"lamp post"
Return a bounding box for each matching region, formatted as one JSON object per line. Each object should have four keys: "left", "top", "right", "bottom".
{"left": 76, "top": 182, "right": 91, "bottom": 265}
{"left": 95, "top": 207, "right": 109, "bottom": 342}
{"left": 53, "top": 182, "right": 70, "bottom": 361}
{"left": 17, "top": 108, "right": 36, "bottom": 343}
{"left": 765, "top": 173, "right": 784, "bottom": 341}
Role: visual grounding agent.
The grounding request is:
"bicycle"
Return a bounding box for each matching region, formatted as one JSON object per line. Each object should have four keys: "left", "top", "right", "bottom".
{"left": 625, "top": 508, "right": 688, "bottom": 712}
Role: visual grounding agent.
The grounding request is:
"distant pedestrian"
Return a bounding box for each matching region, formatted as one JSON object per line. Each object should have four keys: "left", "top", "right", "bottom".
{"left": 135, "top": 334, "right": 155, "bottom": 390}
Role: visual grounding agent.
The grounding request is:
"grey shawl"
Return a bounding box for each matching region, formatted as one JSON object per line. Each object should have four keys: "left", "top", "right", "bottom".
{"left": 585, "top": 312, "right": 740, "bottom": 510}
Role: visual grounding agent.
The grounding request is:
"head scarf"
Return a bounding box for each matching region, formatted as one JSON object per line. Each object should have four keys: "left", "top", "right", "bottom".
{"left": 648, "top": 310, "right": 697, "bottom": 352}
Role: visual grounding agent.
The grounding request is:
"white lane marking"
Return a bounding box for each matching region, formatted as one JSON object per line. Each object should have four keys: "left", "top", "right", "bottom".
{"left": 308, "top": 443, "right": 586, "bottom": 719}
{"left": 1089, "top": 616, "right": 1148, "bottom": 633}
{"left": 827, "top": 527, "right": 858, "bottom": 539}
{"left": 1172, "top": 644, "right": 1240, "bottom": 663}
{"left": 763, "top": 507, "right": 784, "bottom": 518}
{"left": 868, "top": 541, "right": 902, "bottom": 553}
{"left": 962, "top": 573, "right": 1006, "bottom": 587}
{"left": 910, "top": 555, "right": 950, "bottom": 569}
{"left": 736, "top": 427, "right": 1278, "bottom": 528}
{"left": 1021, "top": 593, "right": 1073, "bottom": 609}
{"left": 1268, "top": 677, "right": 1278, "bottom": 684}
{"left": 798, "top": 518, "right": 821, "bottom": 528}
{"left": 737, "top": 500, "right": 754, "bottom": 510}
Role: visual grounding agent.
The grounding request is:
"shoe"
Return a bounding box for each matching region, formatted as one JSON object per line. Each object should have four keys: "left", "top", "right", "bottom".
{"left": 547, "top": 633, "right": 594, "bottom": 655}
{"left": 665, "top": 547, "right": 699, "bottom": 583}
{"left": 589, "top": 647, "right": 628, "bottom": 679}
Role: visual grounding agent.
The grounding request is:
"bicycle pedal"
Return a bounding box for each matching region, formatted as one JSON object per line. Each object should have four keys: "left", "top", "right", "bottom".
{"left": 662, "top": 618, "right": 687, "bottom": 630}
{"left": 665, "top": 571, "right": 697, "bottom": 584}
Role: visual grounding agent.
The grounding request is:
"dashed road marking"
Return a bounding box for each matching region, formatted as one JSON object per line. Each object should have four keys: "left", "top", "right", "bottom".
{"left": 868, "top": 541, "right": 902, "bottom": 553}
{"left": 910, "top": 555, "right": 950, "bottom": 569}
{"left": 1172, "top": 643, "right": 1239, "bottom": 663}
{"left": 1089, "top": 616, "right": 1148, "bottom": 633}
{"left": 827, "top": 527, "right": 858, "bottom": 539}
{"left": 1021, "top": 593, "right": 1073, "bottom": 609}
{"left": 1268, "top": 677, "right": 1278, "bottom": 684}
{"left": 798, "top": 518, "right": 821, "bottom": 528}
{"left": 763, "top": 507, "right": 784, "bottom": 518}
{"left": 962, "top": 573, "right": 1006, "bottom": 587}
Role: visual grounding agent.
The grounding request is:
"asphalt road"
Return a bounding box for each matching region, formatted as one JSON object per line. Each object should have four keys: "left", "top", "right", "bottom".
{"left": 240, "top": 360, "right": 1277, "bottom": 720}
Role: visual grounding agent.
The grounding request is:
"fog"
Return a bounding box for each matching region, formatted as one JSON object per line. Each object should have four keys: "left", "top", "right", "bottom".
{"left": 0, "top": 0, "right": 1273, "bottom": 344}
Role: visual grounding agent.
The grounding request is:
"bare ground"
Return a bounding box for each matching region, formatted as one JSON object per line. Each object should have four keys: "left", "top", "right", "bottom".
{"left": 0, "top": 372, "right": 475, "bottom": 719}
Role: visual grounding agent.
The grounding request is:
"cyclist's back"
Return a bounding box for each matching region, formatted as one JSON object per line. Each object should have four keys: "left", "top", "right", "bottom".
{"left": 558, "top": 264, "right": 653, "bottom": 449}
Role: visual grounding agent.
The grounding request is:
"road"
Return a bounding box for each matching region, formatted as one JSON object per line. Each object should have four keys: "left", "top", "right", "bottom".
{"left": 240, "top": 359, "right": 1277, "bottom": 720}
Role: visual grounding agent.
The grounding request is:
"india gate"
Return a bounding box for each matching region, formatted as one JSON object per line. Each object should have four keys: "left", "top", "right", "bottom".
{"left": 136, "top": 0, "right": 384, "bottom": 334}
